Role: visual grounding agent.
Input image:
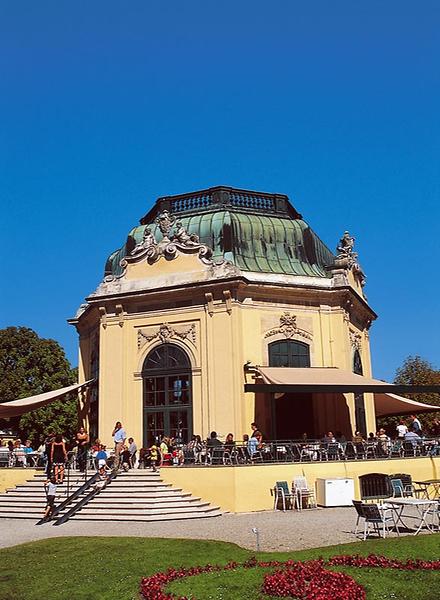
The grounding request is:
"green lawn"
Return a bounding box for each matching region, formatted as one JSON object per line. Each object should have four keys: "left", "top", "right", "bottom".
{"left": 0, "top": 535, "right": 438, "bottom": 600}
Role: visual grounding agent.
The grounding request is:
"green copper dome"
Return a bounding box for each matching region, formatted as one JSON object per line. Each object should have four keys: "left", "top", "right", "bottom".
{"left": 104, "top": 186, "right": 335, "bottom": 279}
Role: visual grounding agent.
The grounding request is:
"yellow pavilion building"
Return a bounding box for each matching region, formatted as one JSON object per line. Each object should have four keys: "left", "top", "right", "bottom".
{"left": 70, "top": 186, "right": 379, "bottom": 447}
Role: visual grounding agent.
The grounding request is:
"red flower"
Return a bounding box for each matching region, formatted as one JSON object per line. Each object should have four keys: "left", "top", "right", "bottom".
{"left": 139, "top": 552, "right": 439, "bottom": 599}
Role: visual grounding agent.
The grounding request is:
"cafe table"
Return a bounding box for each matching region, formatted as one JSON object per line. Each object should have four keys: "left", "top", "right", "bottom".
{"left": 386, "top": 497, "right": 437, "bottom": 535}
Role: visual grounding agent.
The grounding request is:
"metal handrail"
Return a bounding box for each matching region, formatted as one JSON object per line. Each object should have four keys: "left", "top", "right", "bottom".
{"left": 53, "top": 470, "right": 118, "bottom": 526}
{"left": 36, "top": 471, "right": 100, "bottom": 525}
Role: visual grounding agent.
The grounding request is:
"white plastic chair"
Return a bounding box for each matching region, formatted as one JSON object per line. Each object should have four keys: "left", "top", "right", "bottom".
{"left": 292, "top": 476, "right": 316, "bottom": 510}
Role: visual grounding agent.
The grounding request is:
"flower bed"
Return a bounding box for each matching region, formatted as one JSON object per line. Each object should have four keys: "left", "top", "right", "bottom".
{"left": 139, "top": 554, "right": 440, "bottom": 600}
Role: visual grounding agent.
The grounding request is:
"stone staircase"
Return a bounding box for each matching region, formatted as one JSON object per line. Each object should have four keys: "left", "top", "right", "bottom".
{"left": 0, "top": 470, "right": 222, "bottom": 522}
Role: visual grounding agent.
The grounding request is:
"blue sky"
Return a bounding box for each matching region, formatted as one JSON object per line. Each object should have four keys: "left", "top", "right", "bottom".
{"left": 0, "top": 1, "right": 439, "bottom": 381}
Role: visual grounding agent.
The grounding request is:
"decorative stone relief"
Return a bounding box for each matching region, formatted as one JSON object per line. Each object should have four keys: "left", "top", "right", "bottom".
{"left": 137, "top": 322, "right": 197, "bottom": 349}
{"left": 264, "top": 312, "right": 313, "bottom": 341}
{"left": 331, "top": 231, "right": 367, "bottom": 290}
{"left": 120, "top": 210, "right": 213, "bottom": 272}
{"left": 349, "top": 330, "right": 362, "bottom": 351}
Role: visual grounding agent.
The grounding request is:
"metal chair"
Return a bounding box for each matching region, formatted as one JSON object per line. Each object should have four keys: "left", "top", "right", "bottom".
{"left": 390, "top": 478, "right": 405, "bottom": 497}
{"left": 327, "top": 443, "right": 341, "bottom": 460}
{"left": 354, "top": 442, "right": 366, "bottom": 460}
{"left": 365, "top": 442, "right": 377, "bottom": 459}
{"left": 352, "top": 499, "right": 366, "bottom": 535}
{"left": 389, "top": 473, "right": 414, "bottom": 496}
{"left": 272, "top": 481, "right": 294, "bottom": 511}
{"left": 361, "top": 503, "right": 395, "bottom": 540}
{"left": 388, "top": 440, "right": 403, "bottom": 458}
{"left": 344, "top": 442, "right": 356, "bottom": 461}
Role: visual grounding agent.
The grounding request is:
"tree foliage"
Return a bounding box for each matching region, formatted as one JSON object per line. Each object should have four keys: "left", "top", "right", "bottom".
{"left": 378, "top": 355, "right": 440, "bottom": 434}
{"left": 0, "top": 327, "right": 78, "bottom": 445}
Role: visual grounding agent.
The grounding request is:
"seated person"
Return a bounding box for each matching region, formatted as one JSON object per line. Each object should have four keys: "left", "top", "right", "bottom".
{"left": 160, "top": 437, "right": 172, "bottom": 465}
{"left": 192, "top": 435, "right": 205, "bottom": 463}
{"left": 23, "top": 440, "right": 34, "bottom": 466}
{"left": 91, "top": 439, "right": 101, "bottom": 453}
{"left": 96, "top": 444, "right": 109, "bottom": 469}
{"left": 352, "top": 431, "right": 364, "bottom": 443}
{"left": 139, "top": 447, "right": 150, "bottom": 468}
{"left": 224, "top": 433, "right": 235, "bottom": 452}
{"left": 377, "top": 428, "right": 389, "bottom": 455}
{"left": 207, "top": 431, "right": 222, "bottom": 464}
{"left": 322, "top": 431, "right": 336, "bottom": 444}
{"left": 404, "top": 429, "right": 422, "bottom": 447}
{"left": 120, "top": 445, "right": 132, "bottom": 471}
{"left": 172, "top": 447, "right": 184, "bottom": 466}
{"left": 93, "top": 466, "right": 109, "bottom": 491}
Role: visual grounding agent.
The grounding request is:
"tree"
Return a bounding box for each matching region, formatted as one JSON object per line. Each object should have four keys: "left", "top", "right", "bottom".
{"left": 378, "top": 355, "right": 440, "bottom": 435}
{"left": 0, "top": 327, "right": 78, "bottom": 445}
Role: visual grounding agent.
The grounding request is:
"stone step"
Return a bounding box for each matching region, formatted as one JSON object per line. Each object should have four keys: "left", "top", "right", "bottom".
{"left": 0, "top": 509, "right": 223, "bottom": 522}
{"left": 71, "top": 509, "right": 223, "bottom": 522}
{"left": 0, "top": 495, "right": 200, "bottom": 507}
{"left": 0, "top": 469, "right": 222, "bottom": 522}
{"left": 0, "top": 490, "right": 189, "bottom": 501}
{"left": 77, "top": 500, "right": 209, "bottom": 510}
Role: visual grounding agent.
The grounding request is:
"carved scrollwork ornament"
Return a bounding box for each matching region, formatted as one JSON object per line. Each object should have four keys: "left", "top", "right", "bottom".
{"left": 349, "top": 330, "right": 362, "bottom": 351}
{"left": 118, "top": 211, "right": 214, "bottom": 274}
{"left": 138, "top": 322, "right": 197, "bottom": 350}
{"left": 265, "top": 312, "right": 313, "bottom": 341}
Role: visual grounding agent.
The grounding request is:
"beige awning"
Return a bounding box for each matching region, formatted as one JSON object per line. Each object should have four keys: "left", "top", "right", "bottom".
{"left": 246, "top": 367, "right": 440, "bottom": 417}
{"left": 0, "top": 380, "right": 94, "bottom": 418}
{"left": 373, "top": 393, "right": 440, "bottom": 417}
{"left": 258, "top": 367, "right": 386, "bottom": 388}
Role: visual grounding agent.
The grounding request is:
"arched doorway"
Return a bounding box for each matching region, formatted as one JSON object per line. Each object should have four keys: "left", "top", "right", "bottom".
{"left": 142, "top": 344, "right": 192, "bottom": 445}
{"left": 267, "top": 340, "right": 312, "bottom": 439}
{"left": 353, "top": 349, "right": 367, "bottom": 436}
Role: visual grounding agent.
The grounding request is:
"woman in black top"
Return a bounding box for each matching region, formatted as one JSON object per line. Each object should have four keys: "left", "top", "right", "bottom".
{"left": 51, "top": 434, "right": 67, "bottom": 484}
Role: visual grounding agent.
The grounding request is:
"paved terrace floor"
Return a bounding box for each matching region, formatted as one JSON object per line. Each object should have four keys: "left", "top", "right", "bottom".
{"left": 0, "top": 507, "right": 434, "bottom": 552}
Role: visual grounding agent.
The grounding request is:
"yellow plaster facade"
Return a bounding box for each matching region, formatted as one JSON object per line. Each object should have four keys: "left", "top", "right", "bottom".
{"left": 0, "top": 469, "right": 36, "bottom": 493}
{"left": 71, "top": 187, "right": 377, "bottom": 449}
{"left": 160, "top": 458, "right": 439, "bottom": 513}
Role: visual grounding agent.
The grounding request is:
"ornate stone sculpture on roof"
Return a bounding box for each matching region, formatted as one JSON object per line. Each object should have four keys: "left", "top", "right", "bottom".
{"left": 119, "top": 210, "right": 213, "bottom": 272}
{"left": 337, "top": 231, "right": 356, "bottom": 261}
{"left": 331, "top": 230, "right": 367, "bottom": 293}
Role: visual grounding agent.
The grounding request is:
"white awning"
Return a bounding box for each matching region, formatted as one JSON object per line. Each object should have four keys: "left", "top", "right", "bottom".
{"left": 248, "top": 367, "right": 440, "bottom": 417}
{"left": 0, "top": 380, "right": 94, "bottom": 418}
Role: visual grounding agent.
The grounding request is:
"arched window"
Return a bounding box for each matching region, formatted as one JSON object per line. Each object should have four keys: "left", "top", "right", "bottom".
{"left": 269, "top": 340, "right": 311, "bottom": 368}
{"left": 142, "top": 344, "right": 192, "bottom": 445}
{"left": 353, "top": 349, "right": 363, "bottom": 376}
{"left": 353, "top": 349, "right": 367, "bottom": 436}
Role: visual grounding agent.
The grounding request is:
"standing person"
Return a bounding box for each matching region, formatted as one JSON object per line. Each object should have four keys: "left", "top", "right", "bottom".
{"left": 76, "top": 426, "right": 89, "bottom": 472}
{"left": 128, "top": 437, "right": 137, "bottom": 468}
{"left": 396, "top": 419, "right": 408, "bottom": 439}
{"left": 51, "top": 434, "right": 68, "bottom": 484}
{"left": 44, "top": 431, "right": 55, "bottom": 477}
{"left": 149, "top": 440, "right": 159, "bottom": 472}
{"left": 112, "top": 421, "right": 126, "bottom": 471}
{"left": 43, "top": 476, "right": 58, "bottom": 520}
{"left": 410, "top": 414, "right": 422, "bottom": 435}
{"left": 250, "top": 422, "right": 263, "bottom": 444}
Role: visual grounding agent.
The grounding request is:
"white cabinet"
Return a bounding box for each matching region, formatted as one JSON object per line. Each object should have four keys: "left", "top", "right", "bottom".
{"left": 315, "top": 478, "right": 354, "bottom": 507}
